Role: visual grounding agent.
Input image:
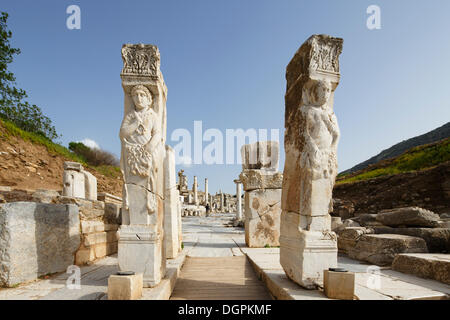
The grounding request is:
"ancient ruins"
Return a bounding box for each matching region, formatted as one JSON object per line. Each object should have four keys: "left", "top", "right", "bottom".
{"left": 279, "top": 34, "right": 343, "bottom": 289}
{"left": 240, "top": 141, "right": 283, "bottom": 247}
{"left": 118, "top": 43, "right": 168, "bottom": 287}
{"left": 0, "top": 36, "right": 449, "bottom": 301}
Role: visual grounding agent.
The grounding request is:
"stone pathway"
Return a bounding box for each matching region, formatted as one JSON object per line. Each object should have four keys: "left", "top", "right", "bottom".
{"left": 170, "top": 213, "right": 272, "bottom": 299}
{"left": 0, "top": 213, "right": 253, "bottom": 300}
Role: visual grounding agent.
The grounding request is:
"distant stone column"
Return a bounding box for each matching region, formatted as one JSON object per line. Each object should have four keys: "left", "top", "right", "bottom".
{"left": 280, "top": 34, "right": 343, "bottom": 289}
{"left": 204, "top": 178, "right": 209, "bottom": 205}
{"left": 234, "top": 179, "right": 243, "bottom": 221}
{"left": 220, "top": 192, "right": 224, "bottom": 212}
{"left": 118, "top": 43, "right": 167, "bottom": 287}
{"left": 193, "top": 176, "right": 198, "bottom": 206}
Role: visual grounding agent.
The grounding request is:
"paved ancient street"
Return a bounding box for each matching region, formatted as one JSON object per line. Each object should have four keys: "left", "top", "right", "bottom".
{"left": 0, "top": 213, "right": 271, "bottom": 300}
{"left": 0, "top": 212, "right": 448, "bottom": 300}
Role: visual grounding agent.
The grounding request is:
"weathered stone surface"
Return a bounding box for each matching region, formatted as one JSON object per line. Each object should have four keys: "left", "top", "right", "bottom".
{"left": 0, "top": 202, "right": 80, "bottom": 287}
{"left": 83, "top": 171, "right": 97, "bottom": 201}
{"left": 323, "top": 270, "right": 355, "bottom": 300}
{"left": 392, "top": 253, "right": 450, "bottom": 285}
{"left": 97, "top": 192, "right": 122, "bottom": 205}
{"left": 56, "top": 196, "right": 105, "bottom": 220}
{"left": 239, "top": 169, "right": 283, "bottom": 192}
{"left": 104, "top": 202, "right": 121, "bottom": 224}
{"left": 376, "top": 207, "right": 440, "bottom": 228}
{"left": 164, "top": 145, "right": 180, "bottom": 259}
{"left": 64, "top": 161, "right": 83, "bottom": 172}
{"left": 373, "top": 227, "right": 450, "bottom": 253}
{"left": 81, "top": 221, "right": 104, "bottom": 234}
{"left": 348, "top": 234, "right": 428, "bottom": 266}
{"left": 108, "top": 273, "right": 143, "bottom": 300}
{"left": 280, "top": 34, "right": 343, "bottom": 289}
{"left": 332, "top": 198, "right": 355, "bottom": 219}
{"left": 241, "top": 141, "right": 279, "bottom": 171}
{"left": 331, "top": 216, "right": 342, "bottom": 231}
{"left": 62, "top": 170, "right": 85, "bottom": 198}
{"left": 353, "top": 213, "right": 384, "bottom": 227}
{"left": 337, "top": 227, "right": 373, "bottom": 254}
{"left": 244, "top": 189, "right": 281, "bottom": 248}
{"left": 31, "top": 189, "right": 60, "bottom": 204}
{"left": 118, "top": 43, "right": 167, "bottom": 287}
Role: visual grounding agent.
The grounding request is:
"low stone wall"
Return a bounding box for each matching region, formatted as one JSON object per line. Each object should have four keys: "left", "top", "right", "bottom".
{"left": 76, "top": 221, "right": 119, "bottom": 265}
{"left": 0, "top": 189, "right": 123, "bottom": 286}
{"left": 55, "top": 196, "right": 122, "bottom": 266}
{"left": 0, "top": 202, "right": 80, "bottom": 287}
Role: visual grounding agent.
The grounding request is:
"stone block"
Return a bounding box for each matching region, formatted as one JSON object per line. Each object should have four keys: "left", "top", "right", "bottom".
{"left": 81, "top": 221, "right": 104, "bottom": 234}
{"left": 392, "top": 253, "right": 450, "bottom": 285}
{"left": 323, "top": 270, "right": 355, "bottom": 300}
{"left": 348, "top": 234, "right": 428, "bottom": 266}
{"left": 83, "top": 171, "right": 97, "bottom": 201}
{"left": 118, "top": 224, "right": 165, "bottom": 288}
{"left": 104, "top": 203, "right": 121, "bottom": 224}
{"left": 239, "top": 169, "right": 283, "bottom": 192}
{"left": 240, "top": 141, "right": 279, "bottom": 171}
{"left": 62, "top": 170, "right": 85, "bottom": 198}
{"left": 75, "top": 247, "right": 95, "bottom": 265}
{"left": 56, "top": 197, "right": 105, "bottom": 220}
{"left": 279, "top": 226, "right": 337, "bottom": 289}
{"left": 337, "top": 227, "right": 373, "bottom": 254}
{"left": 373, "top": 227, "right": 450, "bottom": 253}
{"left": 331, "top": 217, "right": 342, "bottom": 231}
{"left": 244, "top": 189, "right": 281, "bottom": 247}
{"left": 64, "top": 161, "right": 83, "bottom": 172}
{"left": 0, "top": 202, "right": 80, "bottom": 287}
{"left": 31, "top": 189, "right": 60, "bottom": 204}
{"left": 376, "top": 207, "right": 440, "bottom": 228}
{"left": 97, "top": 192, "right": 123, "bottom": 205}
{"left": 108, "top": 273, "right": 143, "bottom": 300}
{"left": 104, "top": 224, "right": 119, "bottom": 231}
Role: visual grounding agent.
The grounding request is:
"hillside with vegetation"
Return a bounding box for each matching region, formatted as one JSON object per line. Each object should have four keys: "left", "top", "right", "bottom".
{"left": 337, "top": 137, "right": 450, "bottom": 185}
{"left": 341, "top": 122, "right": 450, "bottom": 175}
{"left": 0, "top": 119, "right": 122, "bottom": 196}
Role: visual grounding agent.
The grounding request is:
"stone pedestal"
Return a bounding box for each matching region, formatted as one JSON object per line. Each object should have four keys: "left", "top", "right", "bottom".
{"left": 280, "top": 34, "right": 343, "bottom": 289}
{"left": 118, "top": 43, "right": 167, "bottom": 287}
{"left": 240, "top": 141, "right": 282, "bottom": 248}
{"left": 323, "top": 270, "right": 355, "bottom": 300}
{"left": 108, "top": 273, "right": 143, "bottom": 300}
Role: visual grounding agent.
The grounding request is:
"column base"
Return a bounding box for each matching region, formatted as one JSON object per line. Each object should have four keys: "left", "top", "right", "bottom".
{"left": 280, "top": 230, "right": 337, "bottom": 289}
{"left": 118, "top": 225, "right": 166, "bottom": 288}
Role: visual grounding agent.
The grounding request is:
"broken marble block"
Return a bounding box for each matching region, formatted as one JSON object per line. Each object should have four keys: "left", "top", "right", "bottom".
{"left": 83, "top": 171, "right": 98, "bottom": 201}
{"left": 241, "top": 141, "right": 279, "bottom": 172}
{"left": 0, "top": 202, "right": 80, "bottom": 287}
{"left": 244, "top": 188, "right": 282, "bottom": 247}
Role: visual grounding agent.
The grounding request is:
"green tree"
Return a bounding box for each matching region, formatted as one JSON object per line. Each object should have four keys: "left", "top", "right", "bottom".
{"left": 0, "top": 11, "right": 58, "bottom": 140}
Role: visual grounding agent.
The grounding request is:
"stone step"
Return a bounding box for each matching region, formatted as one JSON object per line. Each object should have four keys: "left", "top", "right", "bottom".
{"left": 392, "top": 253, "right": 450, "bottom": 285}
{"left": 347, "top": 234, "right": 428, "bottom": 266}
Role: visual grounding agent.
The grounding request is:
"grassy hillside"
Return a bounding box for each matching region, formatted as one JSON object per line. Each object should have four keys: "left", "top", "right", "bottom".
{"left": 337, "top": 138, "right": 450, "bottom": 185}
{"left": 0, "top": 118, "right": 121, "bottom": 180}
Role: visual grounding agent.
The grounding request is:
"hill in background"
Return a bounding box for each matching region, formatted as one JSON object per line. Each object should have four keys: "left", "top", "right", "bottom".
{"left": 341, "top": 122, "right": 450, "bottom": 175}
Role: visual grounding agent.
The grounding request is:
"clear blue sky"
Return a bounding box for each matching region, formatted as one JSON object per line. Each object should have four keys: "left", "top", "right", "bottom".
{"left": 2, "top": 0, "right": 450, "bottom": 194}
